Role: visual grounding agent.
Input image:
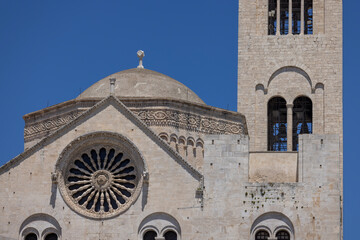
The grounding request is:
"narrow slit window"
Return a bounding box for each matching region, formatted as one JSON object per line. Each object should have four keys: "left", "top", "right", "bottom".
{"left": 292, "top": 96, "right": 312, "bottom": 151}
{"left": 143, "top": 231, "right": 157, "bottom": 240}
{"left": 268, "top": 97, "right": 287, "bottom": 151}
{"left": 304, "top": 0, "right": 313, "bottom": 34}
{"left": 255, "top": 230, "right": 270, "bottom": 240}
{"left": 268, "top": 0, "right": 277, "bottom": 35}
{"left": 292, "top": 0, "right": 301, "bottom": 34}
{"left": 45, "top": 233, "right": 58, "bottom": 240}
{"left": 164, "top": 230, "right": 178, "bottom": 240}
{"left": 276, "top": 230, "right": 290, "bottom": 239}
{"left": 280, "top": 0, "right": 289, "bottom": 35}
{"left": 25, "top": 234, "right": 38, "bottom": 240}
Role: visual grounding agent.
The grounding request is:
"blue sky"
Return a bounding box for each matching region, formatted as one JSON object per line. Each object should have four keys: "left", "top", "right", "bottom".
{"left": 0, "top": 0, "right": 356, "bottom": 238}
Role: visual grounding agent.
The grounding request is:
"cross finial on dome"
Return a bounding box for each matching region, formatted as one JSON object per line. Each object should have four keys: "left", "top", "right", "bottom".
{"left": 137, "top": 50, "right": 145, "bottom": 69}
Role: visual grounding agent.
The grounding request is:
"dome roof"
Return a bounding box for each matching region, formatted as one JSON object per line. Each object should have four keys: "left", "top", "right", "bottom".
{"left": 77, "top": 68, "right": 205, "bottom": 105}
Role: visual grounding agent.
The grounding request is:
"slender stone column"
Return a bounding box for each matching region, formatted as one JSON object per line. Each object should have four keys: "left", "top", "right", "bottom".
{"left": 301, "top": 0, "right": 305, "bottom": 34}
{"left": 289, "top": 0, "right": 293, "bottom": 34}
{"left": 276, "top": 0, "right": 280, "bottom": 35}
{"left": 287, "top": 104, "right": 294, "bottom": 151}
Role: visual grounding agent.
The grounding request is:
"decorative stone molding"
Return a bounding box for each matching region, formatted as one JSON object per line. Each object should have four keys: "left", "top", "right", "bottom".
{"left": 133, "top": 109, "right": 245, "bottom": 135}
{"left": 56, "top": 132, "right": 145, "bottom": 219}
{"left": 24, "top": 110, "right": 86, "bottom": 141}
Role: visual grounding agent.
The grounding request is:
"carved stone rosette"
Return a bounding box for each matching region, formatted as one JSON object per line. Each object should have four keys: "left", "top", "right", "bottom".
{"left": 56, "top": 132, "right": 145, "bottom": 219}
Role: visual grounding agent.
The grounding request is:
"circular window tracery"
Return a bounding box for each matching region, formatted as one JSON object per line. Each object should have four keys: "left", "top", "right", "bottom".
{"left": 57, "top": 132, "right": 145, "bottom": 219}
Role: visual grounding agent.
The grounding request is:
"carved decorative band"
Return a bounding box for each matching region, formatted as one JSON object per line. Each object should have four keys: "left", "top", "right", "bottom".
{"left": 24, "top": 108, "right": 245, "bottom": 142}
{"left": 133, "top": 109, "right": 245, "bottom": 135}
{"left": 24, "top": 111, "right": 86, "bottom": 139}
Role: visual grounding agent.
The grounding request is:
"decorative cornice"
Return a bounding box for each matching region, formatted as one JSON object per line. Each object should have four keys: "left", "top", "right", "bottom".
{"left": 24, "top": 99, "right": 247, "bottom": 144}
{"left": 1, "top": 96, "right": 204, "bottom": 182}
{"left": 132, "top": 109, "right": 245, "bottom": 135}
{"left": 24, "top": 110, "right": 86, "bottom": 141}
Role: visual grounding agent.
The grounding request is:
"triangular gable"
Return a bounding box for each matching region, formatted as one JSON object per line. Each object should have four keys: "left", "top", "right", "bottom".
{"left": 0, "top": 96, "right": 203, "bottom": 181}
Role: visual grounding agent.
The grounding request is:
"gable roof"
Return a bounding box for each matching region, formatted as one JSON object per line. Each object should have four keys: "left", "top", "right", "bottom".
{"left": 0, "top": 96, "right": 203, "bottom": 181}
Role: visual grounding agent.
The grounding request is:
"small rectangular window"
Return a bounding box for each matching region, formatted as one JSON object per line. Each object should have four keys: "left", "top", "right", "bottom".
{"left": 304, "top": 0, "right": 313, "bottom": 34}
{"left": 268, "top": 0, "right": 277, "bottom": 35}
{"left": 280, "top": 0, "right": 289, "bottom": 35}
{"left": 292, "top": 0, "right": 301, "bottom": 34}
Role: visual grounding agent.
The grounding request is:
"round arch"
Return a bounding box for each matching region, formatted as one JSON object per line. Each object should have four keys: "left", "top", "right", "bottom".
{"left": 138, "top": 212, "right": 181, "bottom": 240}
{"left": 250, "top": 212, "right": 295, "bottom": 239}
{"left": 268, "top": 66, "right": 312, "bottom": 89}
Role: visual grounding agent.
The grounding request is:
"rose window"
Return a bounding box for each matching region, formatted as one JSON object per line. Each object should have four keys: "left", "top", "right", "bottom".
{"left": 56, "top": 133, "right": 144, "bottom": 219}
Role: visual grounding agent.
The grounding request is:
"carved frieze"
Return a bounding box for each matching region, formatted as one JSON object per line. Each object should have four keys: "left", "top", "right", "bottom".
{"left": 132, "top": 109, "right": 245, "bottom": 135}
{"left": 24, "top": 111, "right": 86, "bottom": 141}
{"left": 24, "top": 105, "right": 246, "bottom": 143}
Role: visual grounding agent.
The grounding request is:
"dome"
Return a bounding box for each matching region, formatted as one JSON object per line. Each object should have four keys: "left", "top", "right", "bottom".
{"left": 77, "top": 68, "right": 205, "bottom": 105}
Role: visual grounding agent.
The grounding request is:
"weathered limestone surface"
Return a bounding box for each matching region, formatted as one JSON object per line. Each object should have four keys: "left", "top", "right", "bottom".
{"left": 0, "top": 0, "right": 343, "bottom": 239}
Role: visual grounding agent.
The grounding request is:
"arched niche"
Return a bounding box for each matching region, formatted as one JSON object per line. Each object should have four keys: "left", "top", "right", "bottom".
{"left": 267, "top": 67, "right": 313, "bottom": 101}
{"left": 250, "top": 212, "right": 295, "bottom": 239}
{"left": 138, "top": 212, "right": 181, "bottom": 240}
{"left": 19, "top": 213, "right": 61, "bottom": 240}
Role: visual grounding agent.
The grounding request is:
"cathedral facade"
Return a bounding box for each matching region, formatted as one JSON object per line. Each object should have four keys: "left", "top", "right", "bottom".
{"left": 0, "top": 0, "right": 343, "bottom": 239}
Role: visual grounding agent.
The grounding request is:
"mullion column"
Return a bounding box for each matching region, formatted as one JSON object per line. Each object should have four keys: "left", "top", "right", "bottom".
{"left": 289, "top": 0, "right": 293, "bottom": 34}
{"left": 301, "top": 0, "right": 304, "bottom": 34}
{"left": 287, "top": 104, "right": 294, "bottom": 151}
{"left": 276, "top": 0, "right": 281, "bottom": 35}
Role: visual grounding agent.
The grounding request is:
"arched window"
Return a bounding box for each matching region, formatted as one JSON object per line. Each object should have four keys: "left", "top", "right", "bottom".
{"left": 25, "top": 233, "right": 37, "bottom": 240}
{"left": 304, "top": 0, "right": 313, "bottom": 34}
{"left": 268, "top": 97, "right": 287, "bottom": 151}
{"left": 280, "top": 0, "right": 289, "bottom": 35}
{"left": 276, "top": 230, "right": 290, "bottom": 239}
{"left": 268, "top": 0, "right": 277, "bottom": 35}
{"left": 164, "top": 230, "right": 177, "bottom": 240}
{"left": 292, "top": 0, "right": 301, "bottom": 34}
{"left": 268, "top": 0, "right": 313, "bottom": 35}
{"left": 143, "top": 230, "right": 157, "bottom": 240}
{"left": 292, "top": 96, "right": 312, "bottom": 151}
{"left": 255, "top": 230, "right": 270, "bottom": 240}
{"left": 44, "top": 233, "right": 58, "bottom": 240}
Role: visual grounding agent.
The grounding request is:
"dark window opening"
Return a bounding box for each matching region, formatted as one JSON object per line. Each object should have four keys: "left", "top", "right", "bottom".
{"left": 164, "top": 230, "right": 177, "bottom": 240}
{"left": 292, "top": 96, "right": 312, "bottom": 151}
{"left": 292, "top": 0, "right": 301, "bottom": 34}
{"left": 143, "top": 230, "right": 157, "bottom": 240}
{"left": 25, "top": 233, "right": 38, "bottom": 240}
{"left": 304, "top": 0, "right": 313, "bottom": 34}
{"left": 268, "top": 0, "right": 277, "bottom": 35}
{"left": 45, "top": 233, "right": 58, "bottom": 240}
{"left": 276, "top": 230, "right": 290, "bottom": 239}
{"left": 256, "top": 230, "right": 270, "bottom": 240}
{"left": 268, "top": 97, "right": 287, "bottom": 151}
{"left": 280, "top": 0, "right": 289, "bottom": 35}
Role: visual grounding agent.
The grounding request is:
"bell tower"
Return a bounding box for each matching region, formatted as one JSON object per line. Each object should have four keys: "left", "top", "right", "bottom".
{"left": 237, "top": 0, "right": 343, "bottom": 153}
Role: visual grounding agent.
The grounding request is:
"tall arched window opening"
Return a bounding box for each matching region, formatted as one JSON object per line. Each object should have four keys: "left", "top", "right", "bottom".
{"left": 143, "top": 230, "right": 157, "bottom": 240}
{"left": 164, "top": 230, "right": 177, "bottom": 240}
{"left": 276, "top": 230, "right": 290, "bottom": 239}
{"left": 255, "top": 230, "right": 270, "bottom": 240}
{"left": 268, "top": 97, "right": 287, "bottom": 151}
{"left": 25, "top": 233, "right": 37, "bottom": 240}
{"left": 292, "top": 96, "right": 312, "bottom": 151}
{"left": 280, "top": 0, "right": 289, "bottom": 35}
{"left": 292, "top": 0, "right": 301, "bottom": 34}
{"left": 45, "top": 233, "right": 58, "bottom": 240}
{"left": 304, "top": 0, "right": 313, "bottom": 34}
{"left": 268, "top": 0, "right": 277, "bottom": 35}
{"left": 268, "top": 0, "right": 313, "bottom": 35}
